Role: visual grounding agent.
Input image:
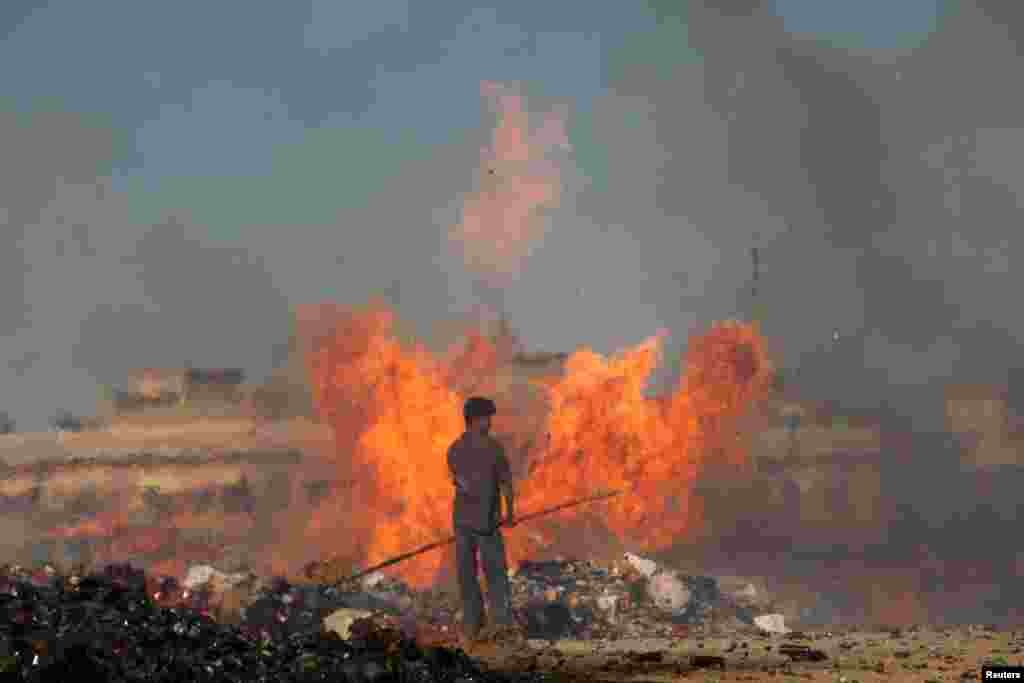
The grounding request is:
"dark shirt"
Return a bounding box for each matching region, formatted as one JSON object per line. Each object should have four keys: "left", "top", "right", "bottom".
{"left": 447, "top": 431, "right": 511, "bottom": 533}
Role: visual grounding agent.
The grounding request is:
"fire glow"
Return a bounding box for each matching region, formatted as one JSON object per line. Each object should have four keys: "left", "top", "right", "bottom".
{"left": 301, "top": 302, "right": 774, "bottom": 588}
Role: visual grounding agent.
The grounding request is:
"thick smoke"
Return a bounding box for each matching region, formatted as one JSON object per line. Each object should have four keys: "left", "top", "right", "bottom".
{"left": 639, "top": 0, "right": 1024, "bottom": 625}
{"left": 6, "top": 3, "right": 1023, "bottom": 426}
{"left": 0, "top": 111, "right": 292, "bottom": 430}
{"left": 655, "top": 0, "right": 1024, "bottom": 427}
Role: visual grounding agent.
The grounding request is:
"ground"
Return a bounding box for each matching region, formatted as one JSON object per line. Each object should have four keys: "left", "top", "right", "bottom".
{"left": 2, "top": 420, "right": 1019, "bottom": 681}
{"left": 431, "top": 627, "right": 1023, "bottom": 682}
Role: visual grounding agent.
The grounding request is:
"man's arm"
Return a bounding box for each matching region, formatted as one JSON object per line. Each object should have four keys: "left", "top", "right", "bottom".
{"left": 448, "top": 446, "right": 467, "bottom": 493}
{"left": 500, "top": 481, "right": 516, "bottom": 526}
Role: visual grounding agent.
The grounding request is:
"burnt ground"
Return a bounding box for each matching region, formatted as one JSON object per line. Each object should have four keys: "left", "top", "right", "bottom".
{"left": 2, "top": 552, "right": 1021, "bottom": 681}
{"left": 457, "top": 627, "right": 1024, "bottom": 682}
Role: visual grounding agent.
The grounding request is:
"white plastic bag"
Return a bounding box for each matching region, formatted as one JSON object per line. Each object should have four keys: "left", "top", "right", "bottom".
{"left": 754, "top": 613, "right": 790, "bottom": 634}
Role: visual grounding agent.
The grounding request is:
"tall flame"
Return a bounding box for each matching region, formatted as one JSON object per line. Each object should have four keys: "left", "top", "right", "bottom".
{"left": 511, "top": 321, "right": 774, "bottom": 560}
{"left": 296, "top": 302, "right": 463, "bottom": 586}
{"left": 39, "top": 305, "right": 773, "bottom": 591}
{"left": 302, "top": 303, "right": 773, "bottom": 588}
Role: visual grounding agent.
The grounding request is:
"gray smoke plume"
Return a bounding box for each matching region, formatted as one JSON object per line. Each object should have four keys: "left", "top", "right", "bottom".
{"left": 643, "top": 0, "right": 1024, "bottom": 626}
{"left": 0, "top": 111, "right": 293, "bottom": 429}
{"left": 606, "top": 0, "right": 1024, "bottom": 430}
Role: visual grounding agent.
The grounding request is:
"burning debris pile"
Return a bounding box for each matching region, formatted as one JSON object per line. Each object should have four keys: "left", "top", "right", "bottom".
{"left": 0, "top": 563, "right": 545, "bottom": 682}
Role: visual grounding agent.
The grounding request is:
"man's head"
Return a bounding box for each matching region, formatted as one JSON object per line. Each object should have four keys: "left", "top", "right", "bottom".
{"left": 463, "top": 396, "right": 497, "bottom": 434}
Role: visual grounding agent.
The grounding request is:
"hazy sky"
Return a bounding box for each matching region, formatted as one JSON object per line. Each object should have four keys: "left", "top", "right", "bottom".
{"left": 4, "top": 0, "right": 1021, "bottom": 429}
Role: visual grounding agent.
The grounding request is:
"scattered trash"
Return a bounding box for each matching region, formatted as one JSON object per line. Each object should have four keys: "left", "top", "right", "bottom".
{"left": 627, "top": 650, "right": 665, "bottom": 663}
{"left": 182, "top": 563, "right": 251, "bottom": 591}
{"left": 779, "top": 643, "right": 828, "bottom": 662}
{"left": 623, "top": 552, "right": 659, "bottom": 578}
{"left": 647, "top": 571, "right": 691, "bottom": 613}
{"left": 736, "top": 583, "right": 758, "bottom": 600}
{"left": 596, "top": 591, "right": 620, "bottom": 623}
{"left": 691, "top": 654, "right": 727, "bottom": 669}
{"left": 523, "top": 601, "right": 574, "bottom": 641}
{"left": 755, "top": 613, "right": 791, "bottom": 634}
{"left": 361, "top": 571, "right": 387, "bottom": 589}
{"left": 323, "top": 607, "right": 375, "bottom": 639}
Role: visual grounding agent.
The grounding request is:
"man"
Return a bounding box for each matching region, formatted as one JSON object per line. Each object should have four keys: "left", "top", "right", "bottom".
{"left": 447, "top": 396, "right": 517, "bottom": 642}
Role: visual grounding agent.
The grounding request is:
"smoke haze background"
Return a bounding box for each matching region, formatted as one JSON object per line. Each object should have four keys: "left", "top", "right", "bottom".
{"left": 2, "top": 0, "right": 1024, "bottom": 622}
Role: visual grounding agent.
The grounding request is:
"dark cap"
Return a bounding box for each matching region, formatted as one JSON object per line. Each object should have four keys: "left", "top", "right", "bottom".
{"left": 463, "top": 396, "right": 497, "bottom": 421}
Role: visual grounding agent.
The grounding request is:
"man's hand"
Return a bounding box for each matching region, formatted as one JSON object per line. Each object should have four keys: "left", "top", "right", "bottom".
{"left": 500, "top": 482, "right": 516, "bottom": 529}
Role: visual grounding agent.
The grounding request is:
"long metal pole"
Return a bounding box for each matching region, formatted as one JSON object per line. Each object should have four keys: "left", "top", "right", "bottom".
{"left": 329, "top": 489, "right": 622, "bottom": 586}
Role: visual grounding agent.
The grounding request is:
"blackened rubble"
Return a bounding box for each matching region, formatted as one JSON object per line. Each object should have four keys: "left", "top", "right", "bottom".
{"left": 0, "top": 563, "right": 547, "bottom": 682}
{"left": 505, "top": 558, "right": 765, "bottom": 641}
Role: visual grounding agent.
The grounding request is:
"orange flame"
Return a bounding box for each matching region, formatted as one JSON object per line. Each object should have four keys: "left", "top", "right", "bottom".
{"left": 39, "top": 305, "right": 771, "bottom": 592}
{"left": 303, "top": 303, "right": 773, "bottom": 588}
{"left": 451, "top": 81, "right": 570, "bottom": 284}
{"left": 510, "top": 321, "right": 774, "bottom": 559}
{"left": 39, "top": 305, "right": 772, "bottom": 592}
{"left": 299, "top": 302, "right": 467, "bottom": 586}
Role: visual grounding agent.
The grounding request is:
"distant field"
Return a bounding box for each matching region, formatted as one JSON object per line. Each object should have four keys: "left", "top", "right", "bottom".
{"left": 0, "top": 417, "right": 329, "bottom": 469}
{"left": 754, "top": 426, "right": 881, "bottom": 460}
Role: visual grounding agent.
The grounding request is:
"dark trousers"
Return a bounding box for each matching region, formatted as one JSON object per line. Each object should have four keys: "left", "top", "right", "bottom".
{"left": 454, "top": 525, "right": 512, "bottom": 634}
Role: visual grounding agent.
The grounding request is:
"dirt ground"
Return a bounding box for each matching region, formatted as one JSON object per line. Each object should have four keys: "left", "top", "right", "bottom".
{"left": 447, "top": 626, "right": 1023, "bottom": 682}
{"left": 0, "top": 417, "right": 329, "bottom": 467}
